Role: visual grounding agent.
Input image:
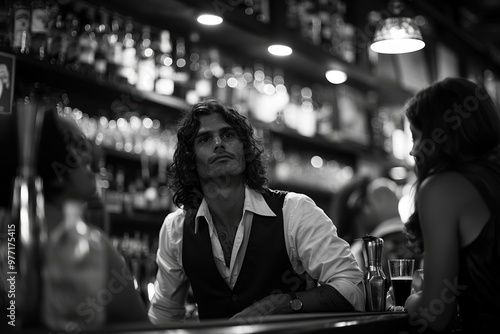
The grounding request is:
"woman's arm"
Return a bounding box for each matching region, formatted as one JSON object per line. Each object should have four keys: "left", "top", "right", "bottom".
{"left": 405, "top": 173, "right": 463, "bottom": 333}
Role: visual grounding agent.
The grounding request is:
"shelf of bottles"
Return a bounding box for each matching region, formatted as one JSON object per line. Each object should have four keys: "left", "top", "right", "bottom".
{"left": 111, "top": 231, "right": 159, "bottom": 308}
{"left": 57, "top": 101, "right": 176, "bottom": 219}
{"left": 2, "top": 0, "right": 401, "bottom": 151}
{"left": 2, "top": 0, "right": 411, "bottom": 196}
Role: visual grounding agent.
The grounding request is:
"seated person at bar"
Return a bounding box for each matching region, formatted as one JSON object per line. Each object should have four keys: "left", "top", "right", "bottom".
{"left": 403, "top": 77, "right": 500, "bottom": 333}
{"left": 340, "top": 176, "right": 414, "bottom": 275}
{"left": 148, "top": 99, "right": 365, "bottom": 323}
{"left": 1, "top": 110, "right": 149, "bottom": 329}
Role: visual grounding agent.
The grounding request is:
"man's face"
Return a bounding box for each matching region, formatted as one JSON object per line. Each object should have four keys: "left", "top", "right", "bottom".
{"left": 193, "top": 113, "right": 246, "bottom": 182}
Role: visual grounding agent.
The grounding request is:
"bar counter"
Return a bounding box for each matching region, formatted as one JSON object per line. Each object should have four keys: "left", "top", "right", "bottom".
{"left": 105, "top": 312, "right": 411, "bottom": 334}
{"left": 18, "top": 311, "right": 415, "bottom": 334}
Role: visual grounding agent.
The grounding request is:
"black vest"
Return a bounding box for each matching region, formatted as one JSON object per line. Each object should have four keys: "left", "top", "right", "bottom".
{"left": 182, "top": 189, "right": 306, "bottom": 319}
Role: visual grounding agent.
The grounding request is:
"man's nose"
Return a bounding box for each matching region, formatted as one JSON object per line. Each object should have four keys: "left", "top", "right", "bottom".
{"left": 214, "top": 135, "right": 225, "bottom": 150}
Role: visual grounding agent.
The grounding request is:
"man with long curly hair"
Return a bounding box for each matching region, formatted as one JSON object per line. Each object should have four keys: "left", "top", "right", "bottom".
{"left": 148, "top": 99, "right": 364, "bottom": 323}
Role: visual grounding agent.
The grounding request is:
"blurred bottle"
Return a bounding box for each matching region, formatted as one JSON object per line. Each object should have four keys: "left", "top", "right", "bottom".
{"left": 154, "top": 30, "right": 174, "bottom": 95}
{"left": 12, "top": 0, "right": 30, "bottom": 54}
{"left": 119, "top": 17, "right": 137, "bottom": 85}
{"left": 132, "top": 173, "right": 147, "bottom": 212}
{"left": 0, "top": 0, "right": 12, "bottom": 51}
{"left": 173, "top": 36, "right": 189, "bottom": 99}
{"left": 285, "top": 0, "right": 299, "bottom": 32}
{"left": 186, "top": 37, "right": 212, "bottom": 104}
{"left": 30, "top": 0, "right": 49, "bottom": 60}
{"left": 64, "top": 6, "right": 81, "bottom": 71}
{"left": 106, "top": 13, "right": 124, "bottom": 83}
{"left": 46, "top": 6, "right": 67, "bottom": 65}
{"left": 42, "top": 201, "right": 107, "bottom": 330}
{"left": 296, "top": 86, "right": 316, "bottom": 137}
{"left": 77, "top": 5, "right": 97, "bottom": 76}
{"left": 105, "top": 165, "right": 124, "bottom": 214}
{"left": 136, "top": 25, "right": 155, "bottom": 91}
{"left": 94, "top": 7, "right": 110, "bottom": 80}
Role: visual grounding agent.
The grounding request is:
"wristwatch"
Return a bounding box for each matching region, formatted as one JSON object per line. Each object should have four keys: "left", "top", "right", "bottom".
{"left": 288, "top": 291, "right": 303, "bottom": 312}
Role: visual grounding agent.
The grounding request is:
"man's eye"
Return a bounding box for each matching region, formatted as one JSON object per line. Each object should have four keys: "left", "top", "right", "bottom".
{"left": 198, "top": 136, "right": 210, "bottom": 143}
{"left": 223, "top": 131, "right": 236, "bottom": 139}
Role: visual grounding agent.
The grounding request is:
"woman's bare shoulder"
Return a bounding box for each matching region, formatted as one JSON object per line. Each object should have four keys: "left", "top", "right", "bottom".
{"left": 419, "top": 171, "right": 476, "bottom": 202}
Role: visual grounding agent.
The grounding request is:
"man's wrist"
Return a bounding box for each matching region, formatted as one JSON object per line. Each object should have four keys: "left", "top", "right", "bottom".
{"left": 288, "top": 291, "right": 303, "bottom": 312}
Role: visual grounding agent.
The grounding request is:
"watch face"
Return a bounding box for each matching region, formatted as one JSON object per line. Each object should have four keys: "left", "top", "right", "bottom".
{"left": 290, "top": 298, "right": 303, "bottom": 311}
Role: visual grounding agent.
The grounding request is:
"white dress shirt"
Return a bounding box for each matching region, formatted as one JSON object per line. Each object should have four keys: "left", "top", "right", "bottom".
{"left": 148, "top": 188, "right": 365, "bottom": 324}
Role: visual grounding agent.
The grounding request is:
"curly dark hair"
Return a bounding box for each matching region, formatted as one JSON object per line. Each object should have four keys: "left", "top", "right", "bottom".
{"left": 169, "top": 99, "right": 268, "bottom": 209}
{"left": 404, "top": 77, "right": 500, "bottom": 254}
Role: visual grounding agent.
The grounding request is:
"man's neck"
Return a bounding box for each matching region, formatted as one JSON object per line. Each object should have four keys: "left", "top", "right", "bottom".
{"left": 202, "top": 179, "right": 245, "bottom": 230}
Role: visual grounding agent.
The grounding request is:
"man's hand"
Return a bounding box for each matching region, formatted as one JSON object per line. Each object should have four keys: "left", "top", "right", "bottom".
{"left": 230, "top": 293, "right": 292, "bottom": 323}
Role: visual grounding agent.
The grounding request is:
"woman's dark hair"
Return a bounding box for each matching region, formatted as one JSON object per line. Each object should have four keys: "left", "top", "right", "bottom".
{"left": 38, "top": 110, "right": 94, "bottom": 200}
{"left": 169, "top": 99, "right": 268, "bottom": 209}
{"left": 404, "top": 77, "right": 500, "bottom": 253}
{"left": 1, "top": 110, "right": 93, "bottom": 207}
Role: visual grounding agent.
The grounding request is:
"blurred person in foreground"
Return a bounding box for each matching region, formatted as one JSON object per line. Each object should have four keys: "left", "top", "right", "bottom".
{"left": 148, "top": 99, "right": 365, "bottom": 323}
{"left": 403, "top": 77, "right": 500, "bottom": 333}
{"left": 339, "top": 176, "right": 415, "bottom": 275}
{"left": 0, "top": 110, "right": 149, "bottom": 330}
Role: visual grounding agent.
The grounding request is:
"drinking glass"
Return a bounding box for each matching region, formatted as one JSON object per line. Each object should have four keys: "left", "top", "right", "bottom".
{"left": 388, "top": 259, "right": 415, "bottom": 307}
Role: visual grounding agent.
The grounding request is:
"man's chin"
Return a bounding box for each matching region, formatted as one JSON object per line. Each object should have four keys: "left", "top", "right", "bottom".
{"left": 202, "top": 167, "right": 244, "bottom": 181}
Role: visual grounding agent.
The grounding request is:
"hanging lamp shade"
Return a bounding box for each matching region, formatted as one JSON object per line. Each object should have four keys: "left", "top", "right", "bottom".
{"left": 370, "top": 17, "right": 425, "bottom": 54}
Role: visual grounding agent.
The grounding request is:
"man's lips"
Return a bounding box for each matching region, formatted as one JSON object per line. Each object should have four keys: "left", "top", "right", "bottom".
{"left": 210, "top": 154, "right": 233, "bottom": 163}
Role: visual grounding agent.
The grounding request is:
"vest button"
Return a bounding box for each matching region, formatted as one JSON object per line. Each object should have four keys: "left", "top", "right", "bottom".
{"left": 231, "top": 294, "right": 238, "bottom": 302}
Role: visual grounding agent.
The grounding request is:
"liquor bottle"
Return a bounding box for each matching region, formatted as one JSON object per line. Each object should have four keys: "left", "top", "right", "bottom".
{"left": 77, "top": 5, "right": 97, "bottom": 76}
{"left": 46, "top": 7, "right": 67, "bottom": 66}
{"left": 30, "top": 0, "right": 49, "bottom": 60}
{"left": 132, "top": 173, "right": 147, "bottom": 212}
{"left": 12, "top": 0, "right": 30, "bottom": 54}
{"left": 106, "top": 166, "right": 125, "bottom": 214}
{"left": 185, "top": 32, "right": 202, "bottom": 104}
{"left": 120, "top": 17, "right": 138, "bottom": 86}
{"left": 64, "top": 7, "right": 81, "bottom": 71}
{"left": 154, "top": 30, "right": 174, "bottom": 95}
{"left": 106, "top": 13, "right": 124, "bottom": 83}
{"left": 296, "top": 86, "right": 316, "bottom": 137}
{"left": 42, "top": 201, "right": 107, "bottom": 330}
{"left": 136, "top": 25, "right": 155, "bottom": 91}
{"left": 0, "top": 0, "right": 12, "bottom": 51}
{"left": 94, "top": 7, "right": 110, "bottom": 80}
{"left": 285, "top": 0, "right": 299, "bottom": 31}
{"left": 173, "top": 36, "right": 190, "bottom": 99}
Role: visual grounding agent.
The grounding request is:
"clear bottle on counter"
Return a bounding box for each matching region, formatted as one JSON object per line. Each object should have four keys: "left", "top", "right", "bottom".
{"left": 42, "top": 201, "right": 107, "bottom": 331}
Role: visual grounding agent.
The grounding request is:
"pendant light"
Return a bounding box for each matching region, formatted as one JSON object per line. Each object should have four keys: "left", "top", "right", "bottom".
{"left": 370, "top": 1, "right": 425, "bottom": 54}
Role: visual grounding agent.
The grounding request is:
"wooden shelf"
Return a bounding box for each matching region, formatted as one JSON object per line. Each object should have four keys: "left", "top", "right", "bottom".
{"left": 14, "top": 54, "right": 190, "bottom": 112}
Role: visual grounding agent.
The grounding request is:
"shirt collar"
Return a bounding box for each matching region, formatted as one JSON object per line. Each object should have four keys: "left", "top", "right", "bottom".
{"left": 194, "top": 187, "right": 277, "bottom": 233}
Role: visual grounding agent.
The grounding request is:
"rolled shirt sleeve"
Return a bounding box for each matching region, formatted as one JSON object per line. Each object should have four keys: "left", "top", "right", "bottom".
{"left": 148, "top": 209, "right": 190, "bottom": 324}
{"left": 283, "top": 192, "right": 366, "bottom": 311}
